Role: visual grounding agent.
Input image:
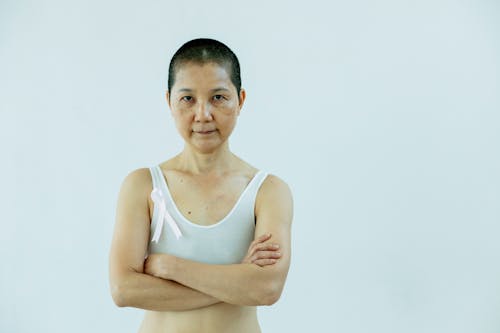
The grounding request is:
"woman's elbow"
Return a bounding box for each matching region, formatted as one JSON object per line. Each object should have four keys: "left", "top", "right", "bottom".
{"left": 258, "top": 281, "right": 283, "bottom": 306}
{"left": 110, "top": 282, "right": 127, "bottom": 307}
{"left": 110, "top": 276, "right": 135, "bottom": 308}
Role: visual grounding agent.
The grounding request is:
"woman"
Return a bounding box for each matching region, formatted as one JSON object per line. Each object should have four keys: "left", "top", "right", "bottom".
{"left": 109, "top": 38, "right": 293, "bottom": 333}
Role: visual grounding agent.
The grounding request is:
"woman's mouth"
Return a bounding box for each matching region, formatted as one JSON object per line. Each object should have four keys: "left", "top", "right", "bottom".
{"left": 195, "top": 130, "right": 216, "bottom": 135}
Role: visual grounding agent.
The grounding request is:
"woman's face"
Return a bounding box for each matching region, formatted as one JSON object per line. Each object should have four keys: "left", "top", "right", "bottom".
{"left": 167, "top": 62, "right": 246, "bottom": 154}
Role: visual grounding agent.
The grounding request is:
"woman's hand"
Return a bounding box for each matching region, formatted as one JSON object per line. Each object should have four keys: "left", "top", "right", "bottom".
{"left": 241, "top": 233, "right": 282, "bottom": 267}
{"left": 144, "top": 253, "right": 175, "bottom": 280}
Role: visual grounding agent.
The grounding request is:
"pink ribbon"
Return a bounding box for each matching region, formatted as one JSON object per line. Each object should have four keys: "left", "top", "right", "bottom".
{"left": 150, "top": 187, "right": 183, "bottom": 242}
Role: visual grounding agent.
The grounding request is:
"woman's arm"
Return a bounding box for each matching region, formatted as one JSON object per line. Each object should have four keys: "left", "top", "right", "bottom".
{"left": 109, "top": 168, "right": 222, "bottom": 311}
{"left": 145, "top": 174, "right": 294, "bottom": 306}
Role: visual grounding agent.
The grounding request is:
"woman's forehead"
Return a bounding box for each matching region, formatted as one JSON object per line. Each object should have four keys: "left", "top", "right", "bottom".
{"left": 173, "top": 62, "right": 233, "bottom": 92}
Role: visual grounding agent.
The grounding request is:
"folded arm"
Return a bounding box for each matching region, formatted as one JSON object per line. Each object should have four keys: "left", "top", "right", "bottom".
{"left": 146, "top": 174, "right": 294, "bottom": 306}
{"left": 109, "top": 168, "right": 222, "bottom": 311}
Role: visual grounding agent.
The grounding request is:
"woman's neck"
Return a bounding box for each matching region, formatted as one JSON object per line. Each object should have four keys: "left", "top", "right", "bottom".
{"left": 176, "top": 142, "right": 236, "bottom": 175}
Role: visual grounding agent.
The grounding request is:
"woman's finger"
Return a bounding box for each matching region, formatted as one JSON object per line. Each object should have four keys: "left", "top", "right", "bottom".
{"left": 254, "top": 242, "right": 280, "bottom": 252}
{"left": 253, "top": 233, "right": 271, "bottom": 245}
{"left": 249, "top": 242, "right": 280, "bottom": 258}
{"left": 252, "top": 258, "right": 278, "bottom": 266}
{"left": 252, "top": 250, "right": 282, "bottom": 260}
{"left": 248, "top": 233, "right": 272, "bottom": 253}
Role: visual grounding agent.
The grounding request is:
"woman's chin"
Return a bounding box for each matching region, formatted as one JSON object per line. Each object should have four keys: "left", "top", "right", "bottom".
{"left": 187, "top": 140, "right": 224, "bottom": 154}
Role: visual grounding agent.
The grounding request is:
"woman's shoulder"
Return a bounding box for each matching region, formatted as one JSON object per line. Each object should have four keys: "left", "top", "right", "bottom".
{"left": 254, "top": 172, "right": 293, "bottom": 224}
{"left": 119, "top": 167, "right": 154, "bottom": 193}
{"left": 260, "top": 173, "right": 291, "bottom": 195}
{"left": 118, "top": 167, "right": 157, "bottom": 217}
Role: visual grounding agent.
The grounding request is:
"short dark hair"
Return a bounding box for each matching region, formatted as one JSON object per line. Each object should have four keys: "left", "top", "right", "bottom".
{"left": 168, "top": 38, "right": 242, "bottom": 96}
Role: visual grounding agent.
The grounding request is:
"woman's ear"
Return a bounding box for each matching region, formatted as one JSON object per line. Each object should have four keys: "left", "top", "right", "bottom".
{"left": 166, "top": 90, "right": 175, "bottom": 115}
{"left": 237, "top": 88, "right": 246, "bottom": 114}
{"left": 166, "top": 90, "right": 171, "bottom": 106}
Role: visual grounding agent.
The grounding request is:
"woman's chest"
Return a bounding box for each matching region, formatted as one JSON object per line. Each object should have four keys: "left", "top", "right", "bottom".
{"left": 164, "top": 172, "right": 253, "bottom": 226}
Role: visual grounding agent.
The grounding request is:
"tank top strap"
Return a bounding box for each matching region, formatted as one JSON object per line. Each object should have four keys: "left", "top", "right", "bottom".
{"left": 242, "top": 170, "right": 269, "bottom": 203}
{"left": 148, "top": 165, "right": 164, "bottom": 190}
{"left": 253, "top": 170, "right": 269, "bottom": 190}
{"left": 148, "top": 165, "right": 183, "bottom": 242}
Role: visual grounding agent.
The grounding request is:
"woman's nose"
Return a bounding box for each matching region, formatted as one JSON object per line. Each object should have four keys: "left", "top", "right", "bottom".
{"left": 194, "top": 102, "right": 213, "bottom": 121}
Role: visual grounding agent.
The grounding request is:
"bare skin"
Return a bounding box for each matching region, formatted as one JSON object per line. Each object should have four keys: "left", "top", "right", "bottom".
{"left": 109, "top": 62, "right": 293, "bottom": 333}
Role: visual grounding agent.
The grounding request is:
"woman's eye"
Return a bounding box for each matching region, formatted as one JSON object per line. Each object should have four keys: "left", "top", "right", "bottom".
{"left": 213, "top": 95, "right": 225, "bottom": 101}
{"left": 181, "top": 96, "right": 193, "bottom": 102}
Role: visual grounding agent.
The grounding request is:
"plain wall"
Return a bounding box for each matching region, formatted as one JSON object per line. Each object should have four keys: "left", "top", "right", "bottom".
{"left": 1, "top": 0, "right": 499, "bottom": 332}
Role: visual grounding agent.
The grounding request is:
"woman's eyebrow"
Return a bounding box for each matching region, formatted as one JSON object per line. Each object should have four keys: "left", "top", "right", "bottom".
{"left": 177, "top": 88, "right": 194, "bottom": 93}
{"left": 210, "top": 87, "right": 230, "bottom": 93}
{"left": 176, "top": 87, "right": 230, "bottom": 93}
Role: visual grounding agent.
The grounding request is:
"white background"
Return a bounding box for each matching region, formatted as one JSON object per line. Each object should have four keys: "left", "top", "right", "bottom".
{"left": 1, "top": 0, "right": 499, "bottom": 332}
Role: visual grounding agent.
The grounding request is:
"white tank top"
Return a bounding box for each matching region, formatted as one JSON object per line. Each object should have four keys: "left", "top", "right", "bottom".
{"left": 147, "top": 165, "right": 269, "bottom": 264}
